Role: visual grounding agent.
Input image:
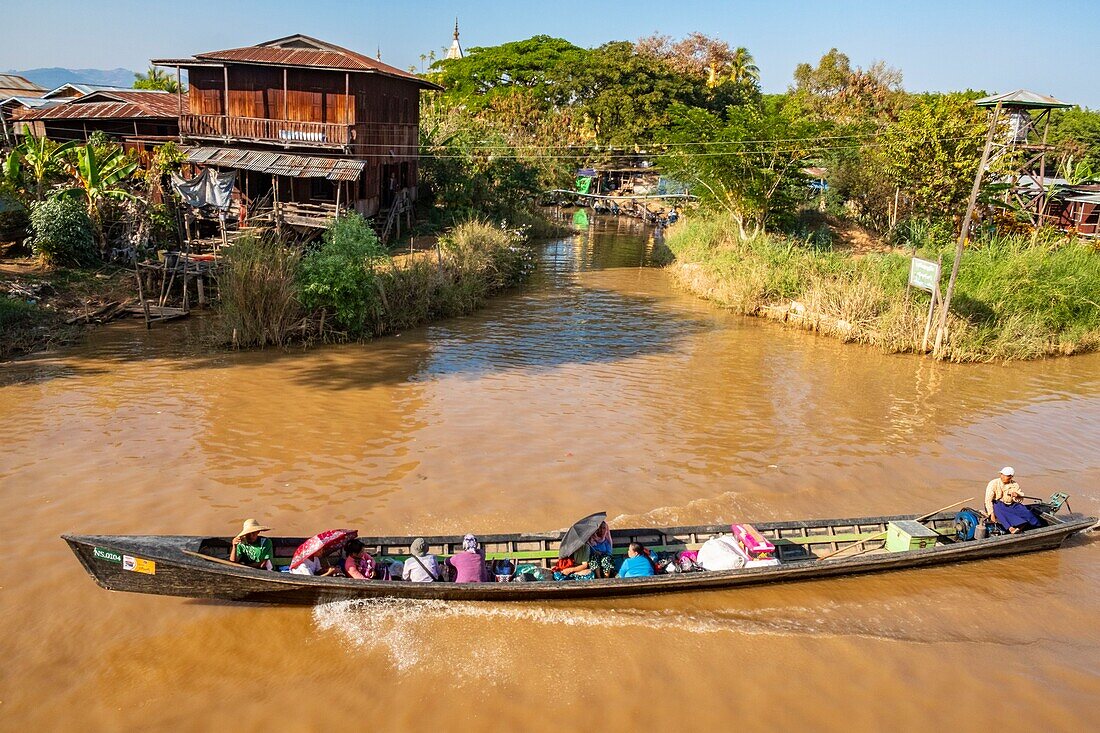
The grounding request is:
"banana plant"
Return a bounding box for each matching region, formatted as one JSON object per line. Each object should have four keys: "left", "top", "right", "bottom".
{"left": 9, "top": 126, "right": 77, "bottom": 200}
{"left": 58, "top": 142, "right": 138, "bottom": 252}
{"left": 1058, "top": 155, "right": 1097, "bottom": 186}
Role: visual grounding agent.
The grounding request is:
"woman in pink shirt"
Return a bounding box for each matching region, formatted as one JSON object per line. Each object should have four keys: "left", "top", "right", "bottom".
{"left": 343, "top": 539, "right": 378, "bottom": 580}
{"left": 446, "top": 534, "right": 489, "bottom": 583}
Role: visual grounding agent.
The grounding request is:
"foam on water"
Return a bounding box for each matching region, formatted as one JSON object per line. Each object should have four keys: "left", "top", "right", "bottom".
{"left": 311, "top": 594, "right": 1013, "bottom": 674}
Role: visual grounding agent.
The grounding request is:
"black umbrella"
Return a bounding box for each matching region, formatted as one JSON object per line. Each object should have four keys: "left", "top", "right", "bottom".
{"left": 557, "top": 511, "right": 607, "bottom": 559}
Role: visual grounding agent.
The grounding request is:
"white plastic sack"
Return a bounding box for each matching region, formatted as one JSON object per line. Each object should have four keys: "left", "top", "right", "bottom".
{"left": 697, "top": 536, "right": 747, "bottom": 571}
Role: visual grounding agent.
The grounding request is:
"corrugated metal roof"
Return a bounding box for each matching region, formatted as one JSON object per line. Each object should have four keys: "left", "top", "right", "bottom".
{"left": 0, "top": 96, "right": 58, "bottom": 110}
{"left": 182, "top": 146, "right": 366, "bottom": 181}
{"left": 0, "top": 74, "right": 47, "bottom": 94}
{"left": 43, "top": 83, "right": 135, "bottom": 99}
{"left": 157, "top": 34, "right": 440, "bottom": 90}
{"left": 975, "top": 90, "right": 1073, "bottom": 109}
{"left": 15, "top": 91, "right": 185, "bottom": 121}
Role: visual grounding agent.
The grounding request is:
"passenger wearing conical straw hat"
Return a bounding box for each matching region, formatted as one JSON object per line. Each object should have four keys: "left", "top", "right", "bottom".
{"left": 230, "top": 518, "right": 275, "bottom": 570}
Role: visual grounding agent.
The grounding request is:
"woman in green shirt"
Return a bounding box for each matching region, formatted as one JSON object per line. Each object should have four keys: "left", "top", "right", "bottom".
{"left": 230, "top": 518, "right": 275, "bottom": 570}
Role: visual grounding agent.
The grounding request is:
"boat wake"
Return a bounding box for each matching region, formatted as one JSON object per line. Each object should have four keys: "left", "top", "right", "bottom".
{"left": 311, "top": 596, "right": 1005, "bottom": 672}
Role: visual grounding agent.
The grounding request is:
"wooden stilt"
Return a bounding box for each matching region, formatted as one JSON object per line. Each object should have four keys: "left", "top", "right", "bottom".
{"left": 133, "top": 255, "right": 151, "bottom": 329}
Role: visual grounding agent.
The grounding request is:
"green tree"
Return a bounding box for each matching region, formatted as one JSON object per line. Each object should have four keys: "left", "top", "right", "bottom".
{"left": 133, "top": 66, "right": 184, "bottom": 93}
{"left": 571, "top": 41, "right": 708, "bottom": 145}
{"left": 872, "top": 93, "right": 992, "bottom": 222}
{"left": 659, "top": 101, "right": 820, "bottom": 237}
{"left": 791, "top": 49, "right": 904, "bottom": 123}
{"left": 430, "top": 35, "right": 586, "bottom": 110}
{"left": 1048, "top": 107, "right": 1100, "bottom": 170}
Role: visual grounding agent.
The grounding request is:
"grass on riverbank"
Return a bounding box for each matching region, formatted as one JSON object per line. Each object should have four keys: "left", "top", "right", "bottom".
{"left": 664, "top": 214, "right": 1100, "bottom": 361}
{"left": 218, "top": 218, "right": 537, "bottom": 348}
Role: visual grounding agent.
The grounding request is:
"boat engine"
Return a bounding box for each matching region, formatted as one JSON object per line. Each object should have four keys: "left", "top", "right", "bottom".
{"left": 954, "top": 509, "right": 982, "bottom": 541}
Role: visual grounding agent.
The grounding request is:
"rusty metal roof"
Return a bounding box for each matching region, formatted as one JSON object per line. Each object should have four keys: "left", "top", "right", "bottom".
{"left": 0, "top": 74, "right": 47, "bottom": 95}
{"left": 155, "top": 34, "right": 441, "bottom": 90}
{"left": 14, "top": 90, "right": 184, "bottom": 121}
{"left": 183, "top": 146, "right": 366, "bottom": 181}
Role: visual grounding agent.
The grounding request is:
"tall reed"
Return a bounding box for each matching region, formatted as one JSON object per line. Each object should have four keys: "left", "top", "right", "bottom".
{"left": 664, "top": 214, "right": 1100, "bottom": 361}
{"left": 216, "top": 235, "right": 302, "bottom": 347}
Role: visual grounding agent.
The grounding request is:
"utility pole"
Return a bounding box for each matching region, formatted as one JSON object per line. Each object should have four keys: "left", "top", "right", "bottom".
{"left": 933, "top": 101, "right": 1002, "bottom": 358}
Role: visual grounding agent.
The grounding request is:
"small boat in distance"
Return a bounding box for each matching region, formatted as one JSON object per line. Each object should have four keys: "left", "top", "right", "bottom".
{"left": 63, "top": 501, "right": 1096, "bottom": 605}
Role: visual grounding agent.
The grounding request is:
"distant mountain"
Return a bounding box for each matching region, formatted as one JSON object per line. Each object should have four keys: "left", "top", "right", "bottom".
{"left": 5, "top": 67, "right": 137, "bottom": 91}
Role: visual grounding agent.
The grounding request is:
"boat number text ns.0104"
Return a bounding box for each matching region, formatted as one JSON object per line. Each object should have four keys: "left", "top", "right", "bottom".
{"left": 93, "top": 547, "right": 122, "bottom": 564}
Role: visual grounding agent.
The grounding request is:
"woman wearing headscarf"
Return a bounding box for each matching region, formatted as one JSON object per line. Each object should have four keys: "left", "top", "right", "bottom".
{"left": 552, "top": 544, "right": 596, "bottom": 581}
{"left": 585, "top": 520, "right": 616, "bottom": 578}
{"left": 446, "top": 534, "right": 489, "bottom": 583}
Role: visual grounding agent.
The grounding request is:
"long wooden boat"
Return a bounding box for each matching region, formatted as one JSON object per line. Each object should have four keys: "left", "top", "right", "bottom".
{"left": 63, "top": 506, "right": 1096, "bottom": 605}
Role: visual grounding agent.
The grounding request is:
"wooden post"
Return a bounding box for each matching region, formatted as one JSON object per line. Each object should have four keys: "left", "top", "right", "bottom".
{"left": 197, "top": 276, "right": 205, "bottom": 308}
{"left": 223, "top": 65, "right": 230, "bottom": 139}
{"left": 933, "top": 101, "right": 1002, "bottom": 357}
{"left": 182, "top": 250, "right": 190, "bottom": 312}
{"left": 273, "top": 175, "right": 281, "bottom": 237}
{"left": 1036, "top": 109, "right": 1051, "bottom": 225}
{"left": 335, "top": 180, "right": 342, "bottom": 217}
{"left": 134, "top": 256, "right": 151, "bottom": 330}
{"left": 283, "top": 69, "right": 288, "bottom": 120}
{"left": 176, "top": 67, "right": 183, "bottom": 118}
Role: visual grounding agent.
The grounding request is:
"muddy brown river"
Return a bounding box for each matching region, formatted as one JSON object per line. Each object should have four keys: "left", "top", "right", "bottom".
{"left": 2, "top": 219, "right": 1098, "bottom": 731}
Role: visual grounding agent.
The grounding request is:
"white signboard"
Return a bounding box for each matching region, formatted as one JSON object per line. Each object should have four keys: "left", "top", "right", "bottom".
{"left": 908, "top": 258, "right": 940, "bottom": 293}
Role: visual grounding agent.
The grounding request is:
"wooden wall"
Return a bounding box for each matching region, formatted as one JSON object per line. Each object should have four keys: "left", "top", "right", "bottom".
{"left": 187, "top": 65, "right": 425, "bottom": 130}
{"left": 186, "top": 64, "right": 427, "bottom": 215}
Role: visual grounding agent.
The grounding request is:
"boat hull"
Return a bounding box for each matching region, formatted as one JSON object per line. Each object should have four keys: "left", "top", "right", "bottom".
{"left": 63, "top": 513, "right": 1096, "bottom": 605}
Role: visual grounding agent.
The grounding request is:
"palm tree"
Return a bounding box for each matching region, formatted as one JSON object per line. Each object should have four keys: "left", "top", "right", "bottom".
{"left": 133, "top": 66, "right": 182, "bottom": 93}
{"left": 729, "top": 47, "right": 760, "bottom": 85}
{"left": 60, "top": 143, "right": 138, "bottom": 252}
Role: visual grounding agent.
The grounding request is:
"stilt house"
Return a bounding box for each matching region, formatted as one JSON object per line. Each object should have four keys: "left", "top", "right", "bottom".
{"left": 152, "top": 34, "right": 441, "bottom": 230}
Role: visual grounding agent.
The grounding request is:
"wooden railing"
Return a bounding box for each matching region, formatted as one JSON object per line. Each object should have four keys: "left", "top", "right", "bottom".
{"left": 181, "top": 115, "right": 352, "bottom": 147}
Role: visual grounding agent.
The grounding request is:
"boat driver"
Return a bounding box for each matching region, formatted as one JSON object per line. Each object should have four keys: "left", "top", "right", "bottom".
{"left": 984, "top": 467, "right": 1040, "bottom": 534}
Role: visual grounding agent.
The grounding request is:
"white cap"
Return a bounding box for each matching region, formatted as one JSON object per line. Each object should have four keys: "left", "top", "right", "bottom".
{"left": 1000, "top": 466, "right": 1015, "bottom": 476}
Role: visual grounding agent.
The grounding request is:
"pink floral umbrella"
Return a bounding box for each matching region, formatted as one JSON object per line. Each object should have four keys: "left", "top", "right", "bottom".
{"left": 290, "top": 528, "right": 358, "bottom": 569}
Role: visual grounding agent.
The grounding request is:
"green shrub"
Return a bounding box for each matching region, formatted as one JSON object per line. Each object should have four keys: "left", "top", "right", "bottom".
{"left": 29, "top": 196, "right": 97, "bottom": 266}
{"left": 216, "top": 235, "right": 302, "bottom": 347}
{"left": 298, "top": 213, "right": 390, "bottom": 335}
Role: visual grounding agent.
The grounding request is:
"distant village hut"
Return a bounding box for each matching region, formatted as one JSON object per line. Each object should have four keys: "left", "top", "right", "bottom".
{"left": 152, "top": 34, "right": 441, "bottom": 231}
{"left": 0, "top": 73, "right": 47, "bottom": 145}
{"left": 11, "top": 89, "right": 183, "bottom": 154}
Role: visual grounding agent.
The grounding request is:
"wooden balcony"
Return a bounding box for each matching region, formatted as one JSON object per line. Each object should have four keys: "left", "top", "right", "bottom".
{"left": 181, "top": 114, "right": 353, "bottom": 148}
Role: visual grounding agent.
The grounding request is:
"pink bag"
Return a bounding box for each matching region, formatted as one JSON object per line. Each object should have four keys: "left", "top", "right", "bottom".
{"left": 731, "top": 523, "right": 775, "bottom": 558}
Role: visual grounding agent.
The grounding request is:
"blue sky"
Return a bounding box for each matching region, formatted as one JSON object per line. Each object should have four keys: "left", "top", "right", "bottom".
{"left": 3, "top": 0, "right": 1097, "bottom": 106}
